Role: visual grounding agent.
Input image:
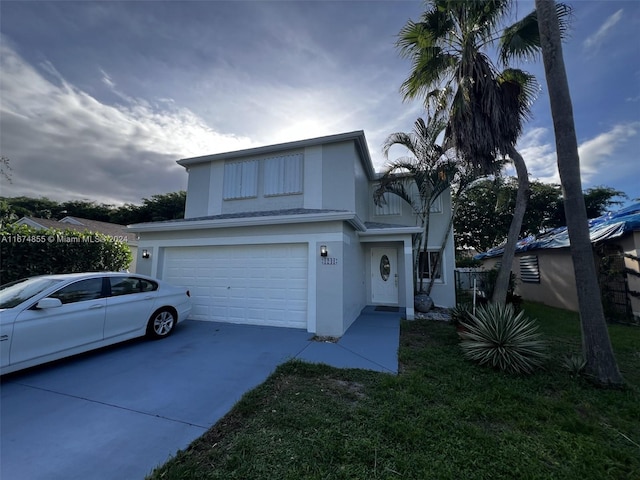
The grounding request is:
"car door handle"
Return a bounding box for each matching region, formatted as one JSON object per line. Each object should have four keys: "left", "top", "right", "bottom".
{"left": 144, "top": 296, "right": 154, "bottom": 300}
{"left": 89, "top": 304, "right": 104, "bottom": 309}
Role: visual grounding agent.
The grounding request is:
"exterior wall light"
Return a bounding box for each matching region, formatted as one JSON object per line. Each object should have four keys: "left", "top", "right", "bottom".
{"left": 320, "top": 245, "right": 328, "bottom": 257}
{"left": 142, "top": 249, "right": 150, "bottom": 259}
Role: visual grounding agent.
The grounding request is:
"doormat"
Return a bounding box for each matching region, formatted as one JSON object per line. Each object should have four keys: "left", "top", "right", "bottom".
{"left": 375, "top": 306, "right": 400, "bottom": 312}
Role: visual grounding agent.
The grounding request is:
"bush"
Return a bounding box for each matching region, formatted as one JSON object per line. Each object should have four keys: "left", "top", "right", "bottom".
{"left": 459, "top": 303, "right": 547, "bottom": 374}
{"left": 1, "top": 224, "right": 132, "bottom": 283}
{"left": 449, "top": 303, "right": 474, "bottom": 328}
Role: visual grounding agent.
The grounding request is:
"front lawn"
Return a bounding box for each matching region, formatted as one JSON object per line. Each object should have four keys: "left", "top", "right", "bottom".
{"left": 147, "top": 302, "right": 640, "bottom": 479}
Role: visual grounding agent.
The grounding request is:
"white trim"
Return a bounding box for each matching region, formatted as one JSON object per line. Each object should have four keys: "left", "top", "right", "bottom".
{"left": 15, "top": 218, "right": 45, "bottom": 228}
{"left": 139, "top": 233, "right": 344, "bottom": 250}
{"left": 307, "top": 243, "right": 318, "bottom": 333}
{"left": 129, "top": 211, "right": 357, "bottom": 232}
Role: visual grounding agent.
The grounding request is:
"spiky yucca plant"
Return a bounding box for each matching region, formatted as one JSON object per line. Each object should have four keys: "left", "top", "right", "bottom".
{"left": 459, "top": 303, "right": 547, "bottom": 374}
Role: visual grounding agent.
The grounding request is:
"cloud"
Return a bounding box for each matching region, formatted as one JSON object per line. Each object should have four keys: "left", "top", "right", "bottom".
{"left": 513, "top": 123, "right": 639, "bottom": 191}
{"left": 578, "top": 123, "right": 639, "bottom": 179}
{"left": 583, "top": 9, "right": 623, "bottom": 51}
{"left": 516, "top": 128, "right": 559, "bottom": 183}
{"left": 0, "top": 42, "right": 257, "bottom": 205}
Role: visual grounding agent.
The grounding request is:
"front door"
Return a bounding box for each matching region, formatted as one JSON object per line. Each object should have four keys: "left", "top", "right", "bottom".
{"left": 371, "top": 248, "right": 398, "bottom": 305}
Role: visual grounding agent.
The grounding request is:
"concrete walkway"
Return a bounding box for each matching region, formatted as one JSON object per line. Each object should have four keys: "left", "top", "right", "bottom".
{"left": 297, "top": 305, "right": 400, "bottom": 373}
{"left": 0, "top": 307, "right": 401, "bottom": 480}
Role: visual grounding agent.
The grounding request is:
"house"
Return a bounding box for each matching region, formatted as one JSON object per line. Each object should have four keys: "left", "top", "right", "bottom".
{"left": 475, "top": 203, "right": 640, "bottom": 322}
{"left": 128, "top": 131, "right": 456, "bottom": 336}
{"left": 16, "top": 216, "right": 138, "bottom": 271}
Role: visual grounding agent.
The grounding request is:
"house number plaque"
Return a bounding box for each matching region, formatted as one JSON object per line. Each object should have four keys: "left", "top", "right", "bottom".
{"left": 321, "top": 257, "right": 338, "bottom": 265}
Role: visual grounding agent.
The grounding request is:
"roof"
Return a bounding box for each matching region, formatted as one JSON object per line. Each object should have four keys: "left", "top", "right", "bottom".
{"left": 476, "top": 203, "right": 640, "bottom": 259}
{"left": 177, "top": 130, "right": 377, "bottom": 179}
{"left": 128, "top": 208, "right": 367, "bottom": 232}
{"left": 16, "top": 216, "right": 138, "bottom": 245}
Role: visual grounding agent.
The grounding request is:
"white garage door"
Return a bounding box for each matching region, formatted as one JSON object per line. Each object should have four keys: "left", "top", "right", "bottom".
{"left": 163, "top": 244, "right": 308, "bottom": 329}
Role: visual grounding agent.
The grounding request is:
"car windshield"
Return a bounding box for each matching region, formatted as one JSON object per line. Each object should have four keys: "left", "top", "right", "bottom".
{"left": 0, "top": 277, "right": 64, "bottom": 309}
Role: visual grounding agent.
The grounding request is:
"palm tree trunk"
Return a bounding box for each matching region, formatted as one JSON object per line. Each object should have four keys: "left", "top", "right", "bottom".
{"left": 535, "top": 0, "right": 622, "bottom": 386}
{"left": 491, "top": 146, "right": 529, "bottom": 304}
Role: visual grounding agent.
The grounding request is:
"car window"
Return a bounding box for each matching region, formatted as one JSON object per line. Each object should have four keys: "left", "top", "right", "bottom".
{"left": 50, "top": 278, "right": 104, "bottom": 304}
{"left": 109, "top": 277, "right": 141, "bottom": 296}
{"left": 140, "top": 279, "right": 158, "bottom": 292}
{"left": 108, "top": 277, "right": 158, "bottom": 296}
{"left": 0, "top": 277, "right": 63, "bottom": 309}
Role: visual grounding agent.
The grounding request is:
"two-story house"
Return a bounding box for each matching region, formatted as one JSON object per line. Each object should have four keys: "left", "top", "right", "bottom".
{"left": 129, "top": 131, "right": 455, "bottom": 336}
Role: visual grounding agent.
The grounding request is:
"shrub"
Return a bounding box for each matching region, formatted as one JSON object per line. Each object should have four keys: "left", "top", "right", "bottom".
{"left": 449, "top": 303, "right": 474, "bottom": 328}
{"left": 562, "top": 354, "right": 587, "bottom": 377}
{"left": 459, "top": 303, "right": 547, "bottom": 374}
{"left": 0, "top": 223, "right": 132, "bottom": 283}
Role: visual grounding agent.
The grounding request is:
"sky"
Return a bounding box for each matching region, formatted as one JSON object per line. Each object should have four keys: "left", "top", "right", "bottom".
{"left": 1, "top": 0, "right": 639, "bottom": 208}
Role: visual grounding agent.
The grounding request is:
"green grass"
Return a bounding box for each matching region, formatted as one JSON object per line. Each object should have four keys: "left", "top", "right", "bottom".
{"left": 147, "top": 302, "right": 640, "bottom": 479}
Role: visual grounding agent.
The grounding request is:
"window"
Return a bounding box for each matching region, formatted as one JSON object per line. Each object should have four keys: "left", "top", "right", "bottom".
{"left": 374, "top": 191, "right": 402, "bottom": 216}
{"left": 520, "top": 255, "right": 540, "bottom": 283}
{"left": 410, "top": 191, "right": 443, "bottom": 213}
{"left": 264, "top": 154, "right": 303, "bottom": 196}
{"left": 109, "top": 277, "right": 158, "bottom": 296}
{"left": 223, "top": 160, "right": 258, "bottom": 199}
{"left": 140, "top": 279, "right": 158, "bottom": 292}
{"left": 50, "top": 278, "right": 104, "bottom": 304}
{"left": 418, "top": 251, "right": 442, "bottom": 279}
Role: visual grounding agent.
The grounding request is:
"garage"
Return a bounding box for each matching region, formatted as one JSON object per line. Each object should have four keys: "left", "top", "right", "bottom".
{"left": 162, "top": 244, "right": 308, "bottom": 329}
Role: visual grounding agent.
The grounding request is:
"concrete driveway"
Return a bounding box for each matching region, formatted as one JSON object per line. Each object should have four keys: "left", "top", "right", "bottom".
{"left": 0, "top": 320, "right": 311, "bottom": 480}
{"left": 1, "top": 310, "right": 400, "bottom": 480}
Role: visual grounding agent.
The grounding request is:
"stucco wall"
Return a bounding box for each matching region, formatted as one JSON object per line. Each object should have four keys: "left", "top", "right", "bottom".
{"left": 483, "top": 249, "right": 582, "bottom": 311}
{"left": 342, "top": 226, "right": 366, "bottom": 333}
{"left": 321, "top": 142, "right": 356, "bottom": 212}
{"left": 184, "top": 163, "right": 211, "bottom": 218}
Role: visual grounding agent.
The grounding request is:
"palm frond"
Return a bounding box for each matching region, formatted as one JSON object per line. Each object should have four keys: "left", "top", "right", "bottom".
{"left": 499, "top": 2, "right": 573, "bottom": 64}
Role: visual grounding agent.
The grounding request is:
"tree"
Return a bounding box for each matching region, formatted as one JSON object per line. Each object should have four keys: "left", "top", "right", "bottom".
{"left": 139, "top": 191, "right": 186, "bottom": 222}
{"left": 374, "top": 115, "right": 456, "bottom": 293}
{"left": 397, "top": 0, "right": 546, "bottom": 304}
{"left": 583, "top": 186, "right": 627, "bottom": 219}
{"left": 535, "top": 0, "right": 623, "bottom": 385}
{"left": 60, "top": 200, "right": 113, "bottom": 222}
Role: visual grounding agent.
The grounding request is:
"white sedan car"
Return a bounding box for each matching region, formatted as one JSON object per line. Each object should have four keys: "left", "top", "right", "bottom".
{"left": 0, "top": 272, "right": 192, "bottom": 375}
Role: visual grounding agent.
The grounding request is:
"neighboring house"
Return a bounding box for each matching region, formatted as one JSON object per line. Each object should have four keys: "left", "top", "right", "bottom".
{"left": 476, "top": 203, "right": 640, "bottom": 322}
{"left": 129, "top": 131, "right": 456, "bottom": 336}
{"left": 16, "top": 216, "right": 138, "bottom": 271}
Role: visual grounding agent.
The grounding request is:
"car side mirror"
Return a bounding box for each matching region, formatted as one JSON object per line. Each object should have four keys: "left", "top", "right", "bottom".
{"left": 35, "top": 298, "right": 63, "bottom": 309}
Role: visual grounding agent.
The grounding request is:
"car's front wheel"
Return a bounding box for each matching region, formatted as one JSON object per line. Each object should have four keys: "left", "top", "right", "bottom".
{"left": 147, "top": 308, "right": 176, "bottom": 339}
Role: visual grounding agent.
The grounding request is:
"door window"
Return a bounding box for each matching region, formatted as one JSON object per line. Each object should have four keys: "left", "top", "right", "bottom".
{"left": 50, "top": 278, "right": 104, "bottom": 304}
{"left": 380, "top": 255, "right": 391, "bottom": 281}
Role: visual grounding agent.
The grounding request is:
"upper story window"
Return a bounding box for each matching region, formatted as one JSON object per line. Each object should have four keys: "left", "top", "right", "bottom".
{"left": 264, "top": 154, "right": 303, "bottom": 196}
{"left": 410, "top": 190, "right": 443, "bottom": 214}
{"left": 223, "top": 160, "right": 258, "bottom": 199}
{"left": 374, "top": 191, "right": 402, "bottom": 216}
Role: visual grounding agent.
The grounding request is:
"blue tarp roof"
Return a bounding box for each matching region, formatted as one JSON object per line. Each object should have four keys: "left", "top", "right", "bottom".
{"left": 475, "top": 202, "right": 640, "bottom": 259}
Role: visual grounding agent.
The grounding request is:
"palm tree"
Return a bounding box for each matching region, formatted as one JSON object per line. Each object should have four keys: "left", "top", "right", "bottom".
{"left": 397, "top": 0, "right": 546, "bottom": 304}
{"left": 374, "top": 115, "right": 457, "bottom": 293}
{"left": 534, "top": 0, "right": 623, "bottom": 386}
